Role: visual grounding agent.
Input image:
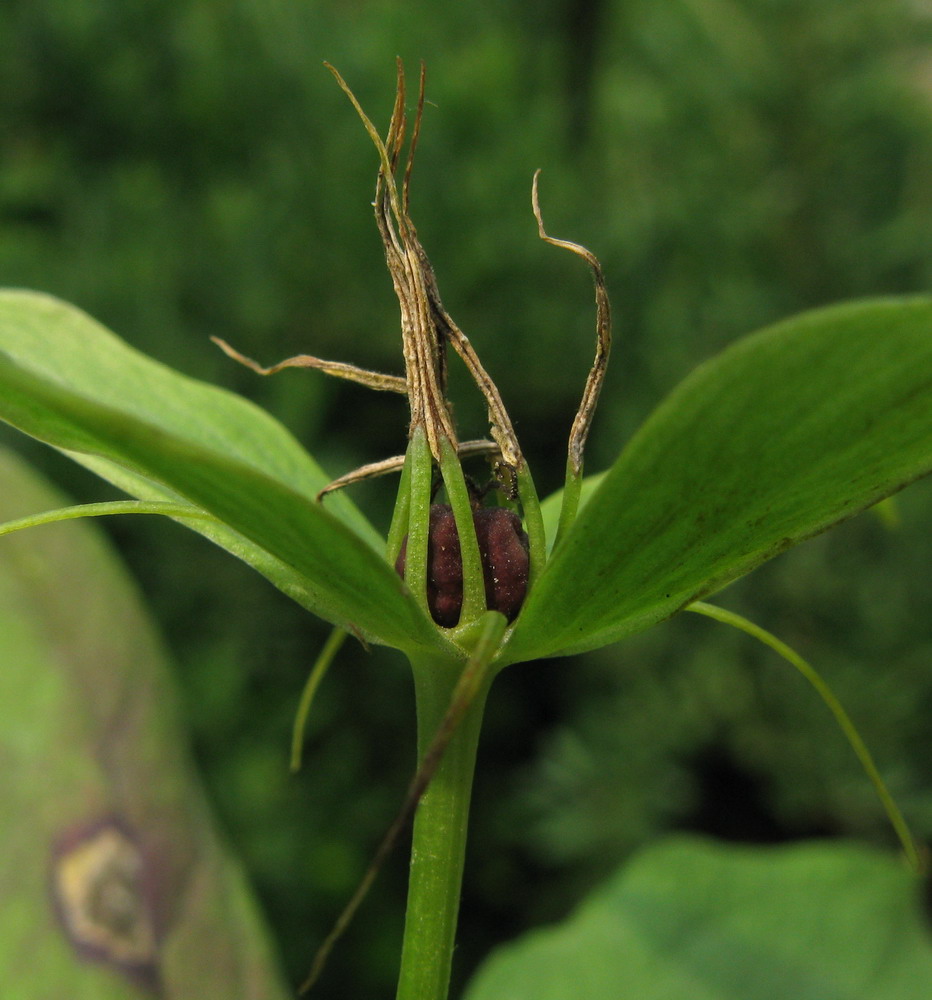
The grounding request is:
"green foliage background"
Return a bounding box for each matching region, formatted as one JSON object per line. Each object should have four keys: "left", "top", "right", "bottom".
{"left": 2, "top": 0, "right": 931, "bottom": 993}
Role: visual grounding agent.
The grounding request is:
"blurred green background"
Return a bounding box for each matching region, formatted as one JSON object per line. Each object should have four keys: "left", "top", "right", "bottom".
{"left": 2, "top": 0, "right": 931, "bottom": 994}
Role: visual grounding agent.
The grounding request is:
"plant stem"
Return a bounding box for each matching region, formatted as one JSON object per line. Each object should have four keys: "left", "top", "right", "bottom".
{"left": 396, "top": 650, "right": 492, "bottom": 1000}
{"left": 439, "top": 438, "right": 486, "bottom": 624}
{"left": 554, "top": 456, "right": 582, "bottom": 550}
{"left": 516, "top": 461, "right": 546, "bottom": 588}
{"left": 405, "top": 426, "right": 434, "bottom": 618}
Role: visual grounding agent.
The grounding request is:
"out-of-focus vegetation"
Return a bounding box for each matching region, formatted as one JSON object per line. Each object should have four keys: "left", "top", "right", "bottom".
{"left": 2, "top": 0, "right": 931, "bottom": 993}
{"left": 0, "top": 445, "right": 291, "bottom": 999}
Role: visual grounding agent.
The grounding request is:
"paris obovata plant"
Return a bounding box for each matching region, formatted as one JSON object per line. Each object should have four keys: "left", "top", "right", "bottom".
{"left": 1, "top": 60, "right": 931, "bottom": 999}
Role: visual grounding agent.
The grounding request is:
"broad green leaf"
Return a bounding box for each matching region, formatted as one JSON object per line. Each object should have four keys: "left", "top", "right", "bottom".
{"left": 0, "top": 292, "right": 380, "bottom": 544}
{"left": 0, "top": 291, "right": 442, "bottom": 651}
{"left": 464, "top": 836, "right": 932, "bottom": 1000}
{"left": 0, "top": 447, "right": 290, "bottom": 998}
{"left": 508, "top": 298, "right": 932, "bottom": 661}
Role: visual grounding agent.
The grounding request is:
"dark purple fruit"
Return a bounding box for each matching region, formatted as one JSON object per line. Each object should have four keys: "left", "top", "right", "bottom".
{"left": 395, "top": 504, "right": 530, "bottom": 627}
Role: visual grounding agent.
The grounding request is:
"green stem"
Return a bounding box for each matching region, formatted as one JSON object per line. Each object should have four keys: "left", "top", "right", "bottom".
{"left": 554, "top": 456, "right": 582, "bottom": 550}
{"left": 439, "top": 438, "right": 485, "bottom": 624}
{"left": 0, "top": 499, "right": 211, "bottom": 537}
{"left": 386, "top": 443, "right": 416, "bottom": 563}
{"left": 290, "top": 626, "right": 347, "bottom": 772}
{"left": 515, "top": 461, "right": 546, "bottom": 588}
{"left": 396, "top": 647, "right": 494, "bottom": 1000}
{"left": 405, "top": 426, "right": 434, "bottom": 617}
{"left": 689, "top": 601, "right": 924, "bottom": 874}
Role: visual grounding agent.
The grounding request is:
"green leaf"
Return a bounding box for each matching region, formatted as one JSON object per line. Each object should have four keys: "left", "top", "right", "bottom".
{"left": 0, "top": 446, "right": 291, "bottom": 998}
{"left": 508, "top": 298, "right": 932, "bottom": 661}
{"left": 464, "top": 836, "right": 932, "bottom": 1000}
{"left": 0, "top": 291, "right": 442, "bottom": 651}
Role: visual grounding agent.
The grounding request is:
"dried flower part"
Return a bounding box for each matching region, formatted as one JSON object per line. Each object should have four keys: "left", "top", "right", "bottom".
{"left": 395, "top": 504, "right": 530, "bottom": 627}
{"left": 327, "top": 59, "right": 524, "bottom": 481}
{"left": 532, "top": 170, "right": 611, "bottom": 476}
{"left": 212, "top": 58, "right": 610, "bottom": 591}
{"left": 210, "top": 336, "right": 407, "bottom": 393}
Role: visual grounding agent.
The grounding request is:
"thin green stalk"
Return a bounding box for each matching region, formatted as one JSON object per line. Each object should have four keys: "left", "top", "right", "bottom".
{"left": 515, "top": 461, "right": 546, "bottom": 588}
{"left": 299, "top": 614, "right": 504, "bottom": 996}
{"left": 290, "top": 627, "right": 347, "bottom": 772}
{"left": 396, "top": 612, "right": 505, "bottom": 1000}
{"left": 386, "top": 444, "right": 415, "bottom": 563}
{"left": 689, "top": 601, "right": 924, "bottom": 874}
{"left": 553, "top": 456, "right": 582, "bottom": 550}
{"left": 439, "top": 438, "right": 485, "bottom": 624}
{"left": 0, "top": 500, "right": 210, "bottom": 537}
{"left": 405, "top": 427, "right": 434, "bottom": 616}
